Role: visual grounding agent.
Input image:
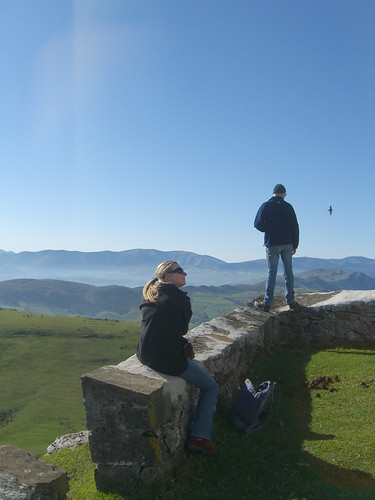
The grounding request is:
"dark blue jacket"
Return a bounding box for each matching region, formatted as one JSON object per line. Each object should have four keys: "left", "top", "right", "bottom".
{"left": 254, "top": 196, "right": 299, "bottom": 249}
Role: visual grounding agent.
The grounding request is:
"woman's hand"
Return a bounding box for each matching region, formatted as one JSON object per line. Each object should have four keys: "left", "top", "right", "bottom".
{"left": 185, "top": 342, "right": 195, "bottom": 359}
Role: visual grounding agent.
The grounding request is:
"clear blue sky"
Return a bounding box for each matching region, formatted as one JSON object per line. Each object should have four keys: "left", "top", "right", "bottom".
{"left": 1, "top": 0, "right": 374, "bottom": 262}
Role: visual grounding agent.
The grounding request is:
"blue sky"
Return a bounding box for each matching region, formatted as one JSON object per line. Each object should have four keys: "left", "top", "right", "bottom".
{"left": 1, "top": 0, "right": 374, "bottom": 262}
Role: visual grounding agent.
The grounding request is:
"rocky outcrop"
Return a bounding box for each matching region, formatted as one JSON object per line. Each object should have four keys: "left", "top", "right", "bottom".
{"left": 46, "top": 431, "right": 90, "bottom": 454}
{"left": 81, "top": 290, "right": 375, "bottom": 494}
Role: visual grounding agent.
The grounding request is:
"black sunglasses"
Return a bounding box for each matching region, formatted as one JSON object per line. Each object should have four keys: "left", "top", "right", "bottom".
{"left": 168, "top": 267, "right": 185, "bottom": 274}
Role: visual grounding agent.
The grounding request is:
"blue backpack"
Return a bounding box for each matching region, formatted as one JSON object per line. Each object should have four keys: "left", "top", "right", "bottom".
{"left": 230, "top": 379, "right": 276, "bottom": 435}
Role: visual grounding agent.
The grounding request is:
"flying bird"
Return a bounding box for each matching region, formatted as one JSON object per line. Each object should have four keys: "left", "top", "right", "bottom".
{"left": 328, "top": 205, "right": 333, "bottom": 215}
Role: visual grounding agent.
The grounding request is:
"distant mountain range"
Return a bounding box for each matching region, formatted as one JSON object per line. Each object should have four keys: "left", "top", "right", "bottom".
{"left": 294, "top": 268, "right": 375, "bottom": 292}
{"left": 0, "top": 266, "right": 374, "bottom": 326}
{"left": 0, "top": 249, "right": 375, "bottom": 287}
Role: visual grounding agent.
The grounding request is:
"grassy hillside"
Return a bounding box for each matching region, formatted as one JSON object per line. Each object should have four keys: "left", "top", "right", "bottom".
{"left": 0, "top": 309, "right": 139, "bottom": 456}
{"left": 0, "top": 280, "right": 268, "bottom": 327}
{"left": 1, "top": 270, "right": 375, "bottom": 328}
{"left": 186, "top": 285, "right": 261, "bottom": 325}
{"left": 0, "top": 279, "right": 143, "bottom": 319}
{"left": 2, "top": 305, "right": 375, "bottom": 498}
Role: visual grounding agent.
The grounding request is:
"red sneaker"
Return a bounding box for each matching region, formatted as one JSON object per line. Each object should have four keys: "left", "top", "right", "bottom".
{"left": 188, "top": 436, "right": 217, "bottom": 455}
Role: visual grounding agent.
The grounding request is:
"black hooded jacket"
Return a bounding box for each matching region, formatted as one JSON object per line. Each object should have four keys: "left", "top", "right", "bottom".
{"left": 136, "top": 283, "right": 192, "bottom": 376}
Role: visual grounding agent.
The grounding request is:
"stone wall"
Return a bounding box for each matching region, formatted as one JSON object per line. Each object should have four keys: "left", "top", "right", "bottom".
{"left": 81, "top": 291, "right": 375, "bottom": 494}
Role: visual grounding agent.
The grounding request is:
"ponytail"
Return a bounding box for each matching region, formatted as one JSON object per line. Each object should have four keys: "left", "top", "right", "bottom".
{"left": 143, "top": 277, "right": 161, "bottom": 302}
{"left": 142, "top": 260, "right": 179, "bottom": 302}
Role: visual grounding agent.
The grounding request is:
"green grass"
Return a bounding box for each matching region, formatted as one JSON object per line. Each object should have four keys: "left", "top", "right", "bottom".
{"left": 42, "top": 344, "right": 375, "bottom": 499}
{"left": 0, "top": 309, "right": 139, "bottom": 455}
{"left": 302, "top": 347, "right": 375, "bottom": 490}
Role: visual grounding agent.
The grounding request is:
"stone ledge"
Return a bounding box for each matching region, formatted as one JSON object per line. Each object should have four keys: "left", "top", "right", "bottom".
{"left": 306, "top": 289, "right": 375, "bottom": 307}
{"left": 115, "top": 356, "right": 188, "bottom": 404}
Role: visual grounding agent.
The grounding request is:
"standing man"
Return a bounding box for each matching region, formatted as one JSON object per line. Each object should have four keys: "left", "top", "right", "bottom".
{"left": 254, "top": 184, "right": 299, "bottom": 312}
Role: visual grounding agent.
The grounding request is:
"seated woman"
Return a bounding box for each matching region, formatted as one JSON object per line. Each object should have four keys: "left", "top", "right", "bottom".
{"left": 137, "top": 260, "right": 218, "bottom": 455}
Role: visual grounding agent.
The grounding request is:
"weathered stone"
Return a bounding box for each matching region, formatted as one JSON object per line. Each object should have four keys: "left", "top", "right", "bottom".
{"left": 0, "top": 445, "right": 69, "bottom": 500}
{"left": 46, "top": 431, "right": 90, "bottom": 454}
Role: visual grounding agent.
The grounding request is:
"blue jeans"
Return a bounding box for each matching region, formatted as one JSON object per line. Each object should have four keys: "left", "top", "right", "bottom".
{"left": 265, "top": 244, "right": 295, "bottom": 306}
{"left": 180, "top": 359, "right": 218, "bottom": 440}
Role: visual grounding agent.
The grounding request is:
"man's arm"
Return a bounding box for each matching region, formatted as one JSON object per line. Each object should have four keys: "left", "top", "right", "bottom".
{"left": 254, "top": 203, "right": 266, "bottom": 232}
{"left": 290, "top": 206, "right": 299, "bottom": 250}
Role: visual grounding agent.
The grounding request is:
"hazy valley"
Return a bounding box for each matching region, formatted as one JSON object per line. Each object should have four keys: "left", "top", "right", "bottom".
{"left": 1, "top": 249, "right": 375, "bottom": 287}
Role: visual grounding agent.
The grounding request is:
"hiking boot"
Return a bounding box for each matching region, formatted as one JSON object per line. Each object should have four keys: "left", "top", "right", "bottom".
{"left": 254, "top": 301, "right": 270, "bottom": 313}
{"left": 188, "top": 436, "right": 217, "bottom": 455}
{"left": 288, "top": 301, "right": 301, "bottom": 310}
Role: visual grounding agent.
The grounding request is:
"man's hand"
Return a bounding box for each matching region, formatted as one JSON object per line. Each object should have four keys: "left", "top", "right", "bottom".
{"left": 292, "top": 249, "right": 297, "bottom": 255}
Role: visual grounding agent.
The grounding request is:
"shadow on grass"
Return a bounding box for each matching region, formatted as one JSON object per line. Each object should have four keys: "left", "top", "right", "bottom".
{"left": 141, "top": 347, "right": 375, "bottom": 500}
{"left": 86, "top": 345, "right": 375, "bottom": 500}
{"left": 259, "top": 347, "right": 373, "bottom": 498}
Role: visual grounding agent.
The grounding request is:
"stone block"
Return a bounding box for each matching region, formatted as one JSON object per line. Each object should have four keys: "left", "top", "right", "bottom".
{"left": 0, "top": 445, "right": 69, "bottom": 500}
{"left": 81, "top": 366, "right": 175, "bottom": 466}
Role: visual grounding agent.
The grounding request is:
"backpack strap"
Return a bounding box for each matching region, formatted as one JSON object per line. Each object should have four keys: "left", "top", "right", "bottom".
{"left": 245, "top": 422, "right": 268, "bottom": 435}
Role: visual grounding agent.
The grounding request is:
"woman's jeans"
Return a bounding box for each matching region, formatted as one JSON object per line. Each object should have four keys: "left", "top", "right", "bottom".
{"left": 265, "top": 244, "right": 295, "bottom": 306}
{"left": 180, "top": 359, "right": 219, "bottom": 440}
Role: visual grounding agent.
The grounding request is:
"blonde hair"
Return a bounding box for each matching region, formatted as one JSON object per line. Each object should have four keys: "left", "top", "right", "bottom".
{"left": 143, "top": 261, "right": 178, "bottom": 302}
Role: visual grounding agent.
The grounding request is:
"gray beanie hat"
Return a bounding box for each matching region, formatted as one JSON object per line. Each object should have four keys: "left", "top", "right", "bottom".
{"left": 273, "top": 184, "right": 286, "bottom": 194}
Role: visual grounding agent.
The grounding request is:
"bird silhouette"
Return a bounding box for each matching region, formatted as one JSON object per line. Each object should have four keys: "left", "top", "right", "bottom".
{"left": 328, "top": 205, "right": 333, "bottom": 215}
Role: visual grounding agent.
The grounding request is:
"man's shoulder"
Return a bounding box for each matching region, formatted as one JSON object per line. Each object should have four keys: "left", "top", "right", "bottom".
{"left": 264, "top": 197, "right": 282, "bottom": 208}
{"left": 271, "top": 197, "right": 294, "bottom": 209}
{"left": 259, "top": 198, "right": 274, "bottom": 208}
